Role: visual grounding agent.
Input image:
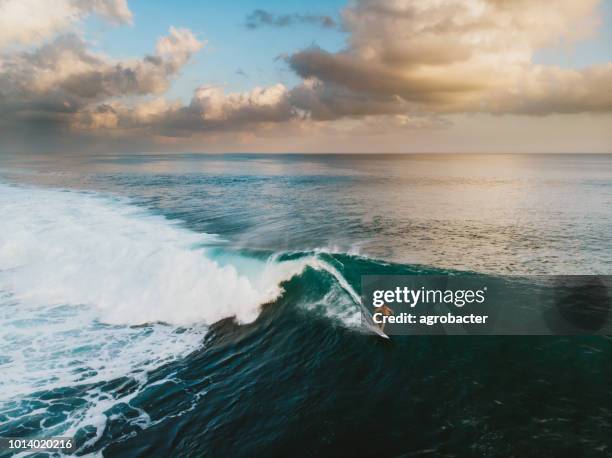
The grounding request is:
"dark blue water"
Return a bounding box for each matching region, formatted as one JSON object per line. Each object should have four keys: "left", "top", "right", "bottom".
{"left": 0, "top": 154, "right": 611, "bottom": 456}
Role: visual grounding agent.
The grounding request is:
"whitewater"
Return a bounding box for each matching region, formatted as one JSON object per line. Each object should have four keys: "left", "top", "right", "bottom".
{"left": 0, "top": 182, "right": 363, "bottom": 451}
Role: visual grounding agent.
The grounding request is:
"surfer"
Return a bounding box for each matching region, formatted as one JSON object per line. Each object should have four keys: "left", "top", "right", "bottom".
{"left": 376, "top": 304, "right": 394, "bottom": 332}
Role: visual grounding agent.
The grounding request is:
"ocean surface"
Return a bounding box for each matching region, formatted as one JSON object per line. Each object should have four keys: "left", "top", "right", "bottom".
{"left": 0, "top": 153, "right": 611, "bottom": 457}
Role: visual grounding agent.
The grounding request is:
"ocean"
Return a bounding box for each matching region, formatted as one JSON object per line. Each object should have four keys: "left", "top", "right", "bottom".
{"left": 0, "top": 153, "right": 611, "bottom": 456}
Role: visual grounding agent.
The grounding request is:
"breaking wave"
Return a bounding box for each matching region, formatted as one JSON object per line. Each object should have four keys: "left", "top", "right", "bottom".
{"left": 0, "top": 183, "right": 365, "bottom": 451}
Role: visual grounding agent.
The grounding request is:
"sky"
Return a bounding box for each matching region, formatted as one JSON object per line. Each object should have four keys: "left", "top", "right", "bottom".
{"left": 0, "top": 0, "right": 611, "bottom": 154}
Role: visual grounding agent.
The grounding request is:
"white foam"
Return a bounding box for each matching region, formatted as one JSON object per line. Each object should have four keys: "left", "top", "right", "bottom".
{"left": 0, "top": 184, "right": 360, "bottom": 392}
{"left": 0, "top": 183, "right": 310, "bottom": 327}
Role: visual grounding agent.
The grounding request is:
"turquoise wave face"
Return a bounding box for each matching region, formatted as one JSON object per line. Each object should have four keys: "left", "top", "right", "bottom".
{"left": 1, "top": 153, "right": 612, "bottom": 456}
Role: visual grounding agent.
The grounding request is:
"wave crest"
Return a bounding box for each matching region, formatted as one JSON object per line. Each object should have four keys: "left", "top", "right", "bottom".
{"left": 0, "top": 184, "right": 317, "bottom": 326}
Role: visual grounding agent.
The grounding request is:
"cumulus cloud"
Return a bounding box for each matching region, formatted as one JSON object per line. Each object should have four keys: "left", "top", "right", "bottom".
{"left": 1, "top": 0, "right": 611, "bottom": 153}
{"left": 245, "top": 9, "right": 336, "bottom": 29}
{"left": 0, "top": 27, "right": 202, "bottom": 145}
{"left": 288, "top": 0, "right": 612, "bottom": 116}
{"left": 77, "top": 84, "right": 296, "bottom": 136}
{"left": 155, "top": 26, "right": 203, "bottom": 71}
{"left": 289, "top": 78, "right": 409, "bottom": 120}
{"left": 2, "top": 27, "right": 201, "bottom": 99}
{"left": 189, "top": 84, "right": 291, "bottom": 121}
{"left": 0, "top": 0, "right": 132, "bottom": 47}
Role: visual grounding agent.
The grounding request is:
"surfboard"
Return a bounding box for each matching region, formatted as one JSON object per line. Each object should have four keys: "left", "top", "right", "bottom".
{"left": 361, "top": 308, "right": 390, "bottom": 339}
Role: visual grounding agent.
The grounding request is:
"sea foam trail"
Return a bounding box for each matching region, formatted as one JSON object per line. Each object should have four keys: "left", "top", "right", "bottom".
{"left": 0, "top": 183, "right": 315, "bottom": 326}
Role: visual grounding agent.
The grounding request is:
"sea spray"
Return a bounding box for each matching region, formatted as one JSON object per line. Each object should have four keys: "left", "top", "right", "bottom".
{"left": 0, "top": 183, "right": 323, "bottom": 326}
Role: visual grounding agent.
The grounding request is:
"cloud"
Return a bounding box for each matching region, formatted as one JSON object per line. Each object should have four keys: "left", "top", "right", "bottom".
{"left": 155, "top": 26, "right": 203, "bottom": 71}
{"left": 1, "top": 0, "right": 611, "bottom": 154}
{"left": 245, "top": 9, "right": 336, "bottom": 30}
{"left": 1, "top": 27, "right": 201, "bottom": 99}
{"left": 80, "top": 84, "right": 296, "bottom": 137}
{"left": 188, "top": 84, "right": 291, "bottom": 122}
{"left": 0, "top": 27, "right": 202, "bottom": 146}
{"left": 287, "top": 0, "right": 612, "bottom": 116}
{"left": 88, "top": 0, "right": 133, "bottom": 24}
{"left": 0, "top": 0, "right": 132, "bottom": 47}
{"left": 288, "top": 78, "right": 409, "bottom": 120}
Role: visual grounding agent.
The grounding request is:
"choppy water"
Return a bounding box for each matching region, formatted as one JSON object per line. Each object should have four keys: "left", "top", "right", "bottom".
{"left": 0, "top": 153, "right": 611, "bottom": 457}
